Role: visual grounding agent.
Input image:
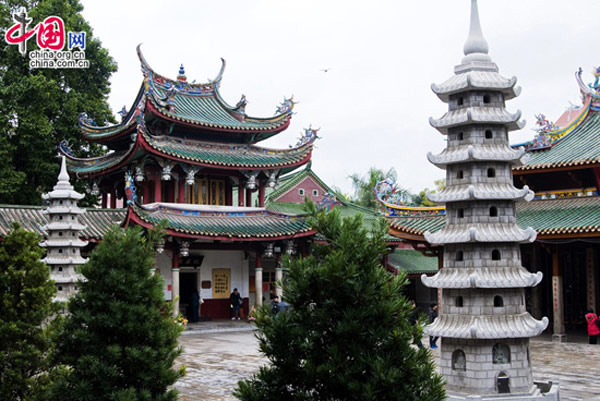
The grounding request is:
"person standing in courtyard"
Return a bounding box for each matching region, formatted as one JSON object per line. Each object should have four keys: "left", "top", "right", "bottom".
{"left": 230, "top": 288, "right": 242, "bottom": 320}
{"left": 586, "top": 308, "right": 600, "bottom": 344}
{"left": 409, "top": 300, "right": 424, "bottom": 349}
{"left": 271, "top": 295, "right": 280, "bottom": 315}
{"left": 428, "top": 303, "right": 439, "bottom": 349}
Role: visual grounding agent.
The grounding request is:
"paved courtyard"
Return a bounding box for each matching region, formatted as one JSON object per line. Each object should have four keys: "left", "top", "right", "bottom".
{"left": 175, "top": 324, "right": 600, "bottom": 400}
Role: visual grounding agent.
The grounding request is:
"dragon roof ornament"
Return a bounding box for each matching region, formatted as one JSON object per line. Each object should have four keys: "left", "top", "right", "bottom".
{"left": 292, "top": 125, "right": 320, "bottom": 148}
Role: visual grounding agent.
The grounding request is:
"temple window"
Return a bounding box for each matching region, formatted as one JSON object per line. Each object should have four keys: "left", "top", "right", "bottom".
{"left": 58, "top": 267, "right": 63, "bottom": 272}
{"left": 485, "top": 130, "right": 493, "bottom": 139}
{"left": 494, "top": 295, "right": 504, "bottom": 307}
{"left": 457, "top": 170, "right": 464, "bottom": 179}
{"left": 456, "top": 296, "right": 463, "bottom": 307}
{"left": 489, "top": 206, "right": 498, "bottom": 217}
{"left": 452, "top": 350, "right": 466, "bottom": 371}
{"left": 493, "top": 343, "right": 511, "bottom": 364}
{"left": 458, "top": 132, "right": 464, "bottom": 141}
{"left": 487, "top": 168, "right": 496, "bottom": 178}
{"left": 456, "top": 250, "right": 464, "bottom": 261}
{"left": 492, "top": 249, "right": 501, "bottom": 261}
{"left": 312, "top": 189, "right": 319, "bottom": 197}
{"left": 59, "top": 232, "right": 63, "bottom": 236}
{"left": 457, "top": 209, "right": 464, "bottom": 218}
{"left": 298, "top": 189, "right": 305, "bottom": 196}
{"left": 58, "top": 249, "right": 63, "bottom": 254}
{"left": 58, "top": 286, "right": 63, "bottom": 291}
{"left": 457, "top": 97, "right": 464, "bottom": 106}
{"left": 483, "top": 94, "right": 491, "bottom": 104}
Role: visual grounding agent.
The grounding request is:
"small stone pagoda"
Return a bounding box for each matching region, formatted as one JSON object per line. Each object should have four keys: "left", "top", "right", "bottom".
{"left": 41, "top": 156, "right": 87, "bottom": 302}
{"left": 421, "top": 1, "right": 557, "bottom": 399}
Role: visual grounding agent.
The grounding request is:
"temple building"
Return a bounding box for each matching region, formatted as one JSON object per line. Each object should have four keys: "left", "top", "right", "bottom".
{"left": 57, "top": 45, "right": 318, "bottom": 318}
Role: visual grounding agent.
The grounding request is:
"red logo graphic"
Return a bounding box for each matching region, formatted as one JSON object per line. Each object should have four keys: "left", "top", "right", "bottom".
{"left": 5, "top": 8, "right": 65, "bottom": 55}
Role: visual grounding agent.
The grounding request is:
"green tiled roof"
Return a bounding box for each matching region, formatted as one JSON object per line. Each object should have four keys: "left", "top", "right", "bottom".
{"left": 389, "top": 196, "right": 600, "bottom": 238}
{"left": 515, "top": 111, "right": 600, "bottom": 172}
{"left": 149, "top": 86, "right": 291, "bottom": 134}
{"left": 267, "top": 165, "right": 338, "bottom": 201}
{"left": 142, "top": 129, "right": 312, "bottom": 171}
{"left": 66, "top": 149, "right": 136, "bottom": 175}
{"left": 387, "top": 249, "right": 438, "bottom": 275}
{"left": 0, "top": 205, "right": 126, "bottom": 240}
{"left": 131, "top": 204, "right": 312, "bottom": 240}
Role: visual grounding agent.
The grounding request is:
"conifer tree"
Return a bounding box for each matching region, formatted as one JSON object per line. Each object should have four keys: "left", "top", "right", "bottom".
{"left": 45, "top": 225, "right": 184, "bottom": 401}
{"left": 235, "top": 202, "right": 445, "bottom": 401}
{"left": 0, "top": 224, "right": 57, "bottom": 401}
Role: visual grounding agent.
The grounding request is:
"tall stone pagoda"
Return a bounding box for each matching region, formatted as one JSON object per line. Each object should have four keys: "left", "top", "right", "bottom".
{"left": 41, "top": 156, "right": 87, "bottom": 303}
{"left": 421, "top": 1, "right": 557, "bottom": 398}
{"left": 59, "top": 45, "right": 316, "bottom": 318}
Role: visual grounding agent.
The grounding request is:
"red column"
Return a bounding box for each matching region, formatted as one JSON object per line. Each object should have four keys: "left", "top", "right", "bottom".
{"left": 154, "top": 177, "right": 162, "bottom": 203}
{"left": 110, "top": 189, "right": 117, "bottom": 209}
{"left": 101, "top": 192, "right": 108, "bottom": 208}
{"left": 238, "top": 183, "right": 245, "bottom": 207}
{"left": 143, "top": 182, "right": 151, "bottom": 205}
{"left": 246, "top": 188, "right": 253, "bottom": 208}
{"left": 258, "top": 182, "right": 265, "bottom": 207}
{"left": 178, "top": 176, "right": 185, "bottom": 204}
{"left": 225, "top": 181, "right": 232, "bottom": 206}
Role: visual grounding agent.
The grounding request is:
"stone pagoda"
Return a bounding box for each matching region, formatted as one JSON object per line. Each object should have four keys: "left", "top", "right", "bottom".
{"left": 41, "top": 156, "right": 88, "bottom": 303}
{"left": 421, "top": 1, "right": 557, "bottom": 399}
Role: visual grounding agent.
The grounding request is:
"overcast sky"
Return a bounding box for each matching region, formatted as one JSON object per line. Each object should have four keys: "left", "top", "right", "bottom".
{"left": 79, "top": 0, "right": 600, "bottom": 196}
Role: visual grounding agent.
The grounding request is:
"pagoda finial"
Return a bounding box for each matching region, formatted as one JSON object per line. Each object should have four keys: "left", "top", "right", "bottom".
{"left": 58, "top": 155, "right": 70, "bottom": 184}
{"left": 462, "top": 0, "right": 491, "bottom": 63}
{"left": 177, "top": 63, "right": 187, "bottom": 82}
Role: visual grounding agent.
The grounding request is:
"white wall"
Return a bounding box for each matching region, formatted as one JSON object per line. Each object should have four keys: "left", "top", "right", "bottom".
{"left": 155, "top": 250, "right": 173, "bottom": 300}
{"left": 193, "top": 250, "right": 249, "bottom": 300}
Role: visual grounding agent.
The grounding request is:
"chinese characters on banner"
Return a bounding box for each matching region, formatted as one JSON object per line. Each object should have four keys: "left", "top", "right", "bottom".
{"left": 212, "top": 268, "right": 230, "bottom": 299}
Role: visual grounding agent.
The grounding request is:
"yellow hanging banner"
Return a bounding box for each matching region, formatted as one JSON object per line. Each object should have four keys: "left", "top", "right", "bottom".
{"left": 212, "top": 268, "right": 230, "bottom": 299}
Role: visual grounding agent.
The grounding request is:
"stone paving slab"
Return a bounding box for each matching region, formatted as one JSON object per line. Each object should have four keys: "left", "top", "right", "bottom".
{"left": 175, "top": 331, "right": 600, "bottom": 401}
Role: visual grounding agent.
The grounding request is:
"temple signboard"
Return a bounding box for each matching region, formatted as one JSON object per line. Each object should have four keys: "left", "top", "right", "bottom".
{"left": 212, "top": 268, "right": 230, "bottom": 299}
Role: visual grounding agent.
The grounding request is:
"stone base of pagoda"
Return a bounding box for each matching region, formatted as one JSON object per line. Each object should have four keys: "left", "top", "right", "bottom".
{"left": 446, "top": 382, "right": 559, "bottom": 401}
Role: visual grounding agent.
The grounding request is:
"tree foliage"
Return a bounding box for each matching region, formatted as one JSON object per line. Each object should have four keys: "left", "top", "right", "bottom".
{"left": 0, "top": 224, "right": 57, "bottom": 401}
{"left": 45, "top": 225, "right": 184, "bottom": 401}
{"left": 0, "top": 0, "right": 117, "bottom": 205}
{"left": 235, "top": 202, "right": 445, "bottom": 401}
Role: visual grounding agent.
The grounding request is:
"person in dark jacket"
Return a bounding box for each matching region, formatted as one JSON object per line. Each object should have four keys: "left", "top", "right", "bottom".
{"left": 428, "top": 303, "right": 439, "bottom": 349}
{"left": 409, "top": 300, "right": 423, "bottom": 349}
{"left": 271, "top": 295, "right": 280, "bottom": 315}
{"left": 586, "top": 308, "right": 600, "bottom": 344}
{"left": 230, "top": 288, "right": 243, "bottom": 320}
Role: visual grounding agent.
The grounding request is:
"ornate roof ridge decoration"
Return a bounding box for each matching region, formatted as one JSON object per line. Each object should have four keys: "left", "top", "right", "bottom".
{"left": 431, "top": 71, "right": 521, "bottom": 101}
{"left": 513, "top": 70, "right": 594, "bottom": 155}
{"left": 374, "top": 178, "right": 445, "bottom": 218}
{"left": 125, "top": 202, "right": 315, "bottom": 241}
{"left": 59, "top": 134, "right": 140, "bottom": 178}
{"left": 421, "top": 266, "right": 543, "bottom": 289}
{"left": 427, "top": 183, "right": 534, "bottom": 203}
{"left": 424, "top": 223, "right": 537, "bottom": 245}
{"left": 137, "top": 44, "right": 295, "bottom": 131}
{"left": 429, "top": 107, "right": 525, "bottom": 134}
{"left": 427, "top": 144, "right": 528, "bottom": 168}
{"left": 425, "top": 313, "right": 549, "bottom": 339}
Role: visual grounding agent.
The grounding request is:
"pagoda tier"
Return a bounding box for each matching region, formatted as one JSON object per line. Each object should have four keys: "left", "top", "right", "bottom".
{"left": 421, "top": 266, "right": 543, "bottom": 289}
{"left": 427, "top": 183, "right": 533, "bottom": 203}
{"left": 78, "top": 45, "right": 295, "bottom": 149}
{"left": 420, "top": 1, "right": 551, "bottom": 397}
{"left": 431, "top": 71, "right": 520, "bottom": 102}
{"left": 428, "top": 313, "right": 548, "bottom": 339}
{"left": 40, "top": 157, "right": 88, "bottom": 302}
{"left": 430, "top": 108, "right": 525, "bottom": 135}
{"left": 427, "top": 144, "right": 528, "bottom": 167}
